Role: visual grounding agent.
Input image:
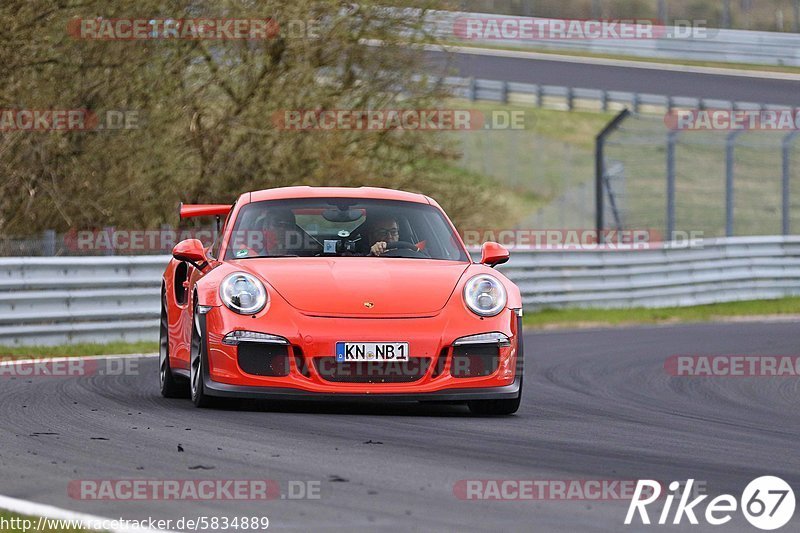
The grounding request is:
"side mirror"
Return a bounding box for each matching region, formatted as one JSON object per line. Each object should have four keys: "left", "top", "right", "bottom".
{"left": 172, "top": 239, "right": 208, "bottom": 270}
{"left": 480, "top": 241, "right": 509, "bottom": 267}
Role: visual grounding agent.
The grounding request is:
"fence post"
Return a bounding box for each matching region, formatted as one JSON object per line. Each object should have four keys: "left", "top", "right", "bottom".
{"left": 795, "top": 0, "right": 800, "bottom": 33}
{"left": 41, "top": 229, "right": 56, "bottom": 256}
{"left": 782, "top": 131, "right": 799, "bottom": 235}
{"left": 658, "top": 0, "right": 668, "bottom": 24}
{"left": 725, "top": 131, "right": 743, "bottom": 237}
{"left": 722, "top": 0, "right": 732, "bottom": 28}
{"left": 103, "top": 226, "right": 115, "bottom": 256}
{"left": 666, "top": 131, "right": 679, "bottom": 240}
{"left": 596, "top": 109, "right": 631, "bottom": 241}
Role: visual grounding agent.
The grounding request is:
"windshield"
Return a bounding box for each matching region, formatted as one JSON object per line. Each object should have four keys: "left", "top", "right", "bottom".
{"left": 224, "top": 198, "right": 468, "bottom": 262}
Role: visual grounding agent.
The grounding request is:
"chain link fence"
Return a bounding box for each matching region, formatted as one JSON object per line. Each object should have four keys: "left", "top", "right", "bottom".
{"left": 599, "top": 112, "right": 800, "bottom": 239}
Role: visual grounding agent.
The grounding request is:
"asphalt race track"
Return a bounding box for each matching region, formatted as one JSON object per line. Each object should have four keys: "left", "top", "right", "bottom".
{"left": 1, "top": 321, "right": 798, "bottom": 532}
{"left": 425, "top": 49, "right": 800, "bottom": 106}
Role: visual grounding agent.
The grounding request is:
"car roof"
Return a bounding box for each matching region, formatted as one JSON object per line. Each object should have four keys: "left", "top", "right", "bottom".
{"left": 246, "top": 186, "right": 431, "bottom": 205}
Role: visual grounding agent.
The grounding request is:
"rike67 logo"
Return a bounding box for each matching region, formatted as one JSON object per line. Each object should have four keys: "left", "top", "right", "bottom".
{"left": 626, "top": 477, "right": 795, "bottom": 530}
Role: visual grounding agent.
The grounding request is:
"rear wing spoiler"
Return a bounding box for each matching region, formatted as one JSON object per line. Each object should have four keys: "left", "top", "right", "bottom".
{"left": 179, "top": 203, "right": 231, "bottom": 219}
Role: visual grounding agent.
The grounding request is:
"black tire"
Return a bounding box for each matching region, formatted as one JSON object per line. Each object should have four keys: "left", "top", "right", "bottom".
{"left": 190, "top": 303, "right": 215, "bottom": 408}
{"left": 467, "top": 317, "right": 524, "bottom": 416}
{"left": 160, "top": 292, "right": 188, "bottom": 398}
{"left": 467, "top": 382, "right": 522, "bottom": 415}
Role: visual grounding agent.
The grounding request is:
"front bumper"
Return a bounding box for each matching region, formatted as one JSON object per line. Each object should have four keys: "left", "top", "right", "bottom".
{"left": 203, "top": 375, "right": 522, "bottom": 402}
{"left": 199, "top": 304, "right": 522, "bottom": 399}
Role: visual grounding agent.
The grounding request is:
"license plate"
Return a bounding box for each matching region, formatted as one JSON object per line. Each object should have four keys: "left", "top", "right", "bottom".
{"left": 335, "top": 342, "right": 409, "bottom": 362}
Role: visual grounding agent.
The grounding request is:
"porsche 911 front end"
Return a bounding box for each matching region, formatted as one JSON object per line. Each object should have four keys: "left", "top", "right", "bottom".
{"left": 162, "top": 187, "right": 524, "bottom": 415}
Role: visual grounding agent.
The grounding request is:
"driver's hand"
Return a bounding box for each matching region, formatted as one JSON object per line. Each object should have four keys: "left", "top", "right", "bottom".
{"left": 370, "top": 241, "right": 387, "bottom": 256}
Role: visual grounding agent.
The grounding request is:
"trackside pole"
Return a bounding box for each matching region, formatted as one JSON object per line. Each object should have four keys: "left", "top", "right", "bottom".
{"left": 595, "top": 109, "right": 631, "bottom": 243}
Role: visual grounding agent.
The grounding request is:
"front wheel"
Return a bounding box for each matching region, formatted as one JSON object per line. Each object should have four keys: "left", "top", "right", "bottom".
{"left": 160, "top": 292, "right": 187, "bottom": 398}
{"left": 468, "top": 318, "right": 524, "bottom": 415}
{"left": 190, "top": 306, "right": 215, "bottom": 408}
{"left": 467, "top": 382, "right": 522, "bottom": 415}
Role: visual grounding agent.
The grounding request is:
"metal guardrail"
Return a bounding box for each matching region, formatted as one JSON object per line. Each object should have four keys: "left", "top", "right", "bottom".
{"left": 497, "top": 236, "right": 800, "bottom": 309}
{"left": 0, "top": 256, "right": 164, "bottom": 346}
{"left": 1, "top": 236, "right": 799, "bottom": 346}
{"left": 428, "top": 10, "right": 800, "bottom": 67}
{"left": 440, "top": 75, "right": 788, "bottom": 113}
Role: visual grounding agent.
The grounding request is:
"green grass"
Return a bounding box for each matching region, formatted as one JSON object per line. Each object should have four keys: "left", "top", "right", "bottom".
{"left": 0, "top": 510, "right": 94, "bottom": 532}
{"left": 448, "top": 100, "right": 613, "bottom": 227}
{"left": 1, "top": 298, "right": 797, "bottom": 358}
{"left": 446, "top": 97, "right": 800, "bottom": 237}
{"left": 523, "top": 297, "right": 800, "bottom": 329}
{"left": 0, "top": 341, "right": 157, "bottom": 357}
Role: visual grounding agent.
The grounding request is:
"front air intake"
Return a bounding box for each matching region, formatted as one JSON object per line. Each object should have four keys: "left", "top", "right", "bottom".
{"left": 450, "top": 344, "right": 499, "bottom": 378}
{"left": 237, "top": 343, "right": 291, "bottom": 377}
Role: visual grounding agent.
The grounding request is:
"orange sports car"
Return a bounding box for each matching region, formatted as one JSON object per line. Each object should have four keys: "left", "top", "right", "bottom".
{"left": 159, "top": 186, "right": 523, "bottom": 414}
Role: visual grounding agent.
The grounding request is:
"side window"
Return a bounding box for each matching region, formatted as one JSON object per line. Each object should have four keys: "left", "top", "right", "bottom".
{"left": 174, "top": 261, "right": 189, "bottom": 306}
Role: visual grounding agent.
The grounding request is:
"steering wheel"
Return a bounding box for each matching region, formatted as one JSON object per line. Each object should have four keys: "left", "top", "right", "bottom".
{"left": 380, "top": 240, "right": 429, "bottom": 258}
{"left": 388, "top": 241, "right": 418, "bottom": 251}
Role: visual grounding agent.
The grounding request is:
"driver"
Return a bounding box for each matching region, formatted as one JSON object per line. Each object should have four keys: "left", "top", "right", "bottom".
{"left": 257, "top": 208, "right": 296, "bottom": 255}
{"left": 368, "top": 215, "right": 400, "bottom": 256}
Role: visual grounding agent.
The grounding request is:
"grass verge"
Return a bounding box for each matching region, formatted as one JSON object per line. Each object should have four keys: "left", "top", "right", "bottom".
{"left": 0, "top": 341, "right": 157, "bottom": 358}
{"left": 448, "top": 100, "right": 611, "bottom": 227}
{"left": 523, "top": 297, "right": 800, "bottom": 329}
{"left": 1, "top": 299, "right": 798, "bottom": 357}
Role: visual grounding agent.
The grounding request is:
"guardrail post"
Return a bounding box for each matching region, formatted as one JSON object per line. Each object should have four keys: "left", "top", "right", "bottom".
{"left": 666, "top": 131, "right": 679, "bottom": 240}
{"left": 468, "top": 77, "right": 477, "bottom": 102}
{"left": 725, "top": 131, "right": 744, "bottom": 237}
{"left": 500, "top": 80, "right": 509, "bottom": 104}
{"left": 42, "top": 229, "right": 56, "bottom": 256}
{"left": 600, "top": 90, "right": 608, "bottom": 112}
{"left": 596, "top": 109, "right": 631, "bottom": 241}
{"left": 782, "top": 131, "right": 799, "bottom": 235}
{"left": 632, "top": 93, "right": 640, "bottom": 114}
{"left": 536, "top": 84, "right": 544, "bottom": 108}
{"left": 567, "top": 87, "right": 574, "bottom": 111}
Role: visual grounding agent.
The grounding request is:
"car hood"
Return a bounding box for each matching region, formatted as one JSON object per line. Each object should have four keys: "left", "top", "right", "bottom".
{"left": 233, "top": 258, "right": 471, "bottom": 317}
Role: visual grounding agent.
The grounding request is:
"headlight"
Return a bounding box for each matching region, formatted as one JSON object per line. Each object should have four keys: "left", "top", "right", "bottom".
{"left": 463, "top": 274, "right": 507, "bottom": 317}
{"left": 220, "top": 272, "right": 267, "bottom": 314}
